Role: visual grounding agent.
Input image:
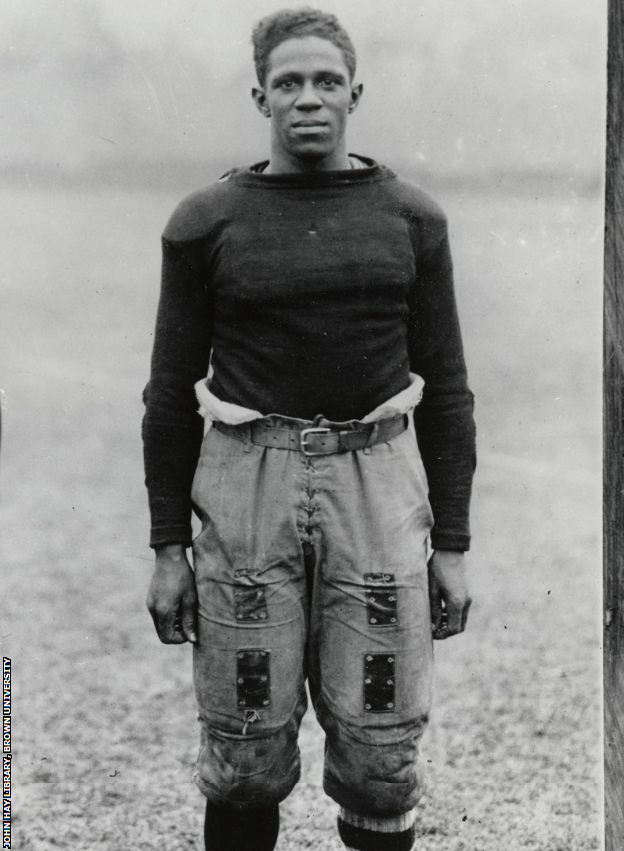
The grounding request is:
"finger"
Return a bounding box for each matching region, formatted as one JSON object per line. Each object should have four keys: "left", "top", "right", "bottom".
{"left": 181, "top": 595, "right": 198, "bottom": 644}
{"left": 445, "top": 600, "right": 463, "bottom": 637}
{"left": 428, "top": 583, "right": 443, "bottom": 634}
{"left": 162, "top": 627, "right": 187, "bottom": 644}
{"left": 432, "top": 609, "right": 450, "bottom": 640}
{"left": 435, "top": 598, "right": 472, "bottom": 640}
{"left": 460, "top": 597, "right": 472, "bottom": 632}
{"left": 158, "top": 608, "right": 187, "bottom": 644}
{"left": 433, "top": 629, "right": 450, "bottom": 640}
{"left": 147, "top": 600, "right": 167, "bottom": 638}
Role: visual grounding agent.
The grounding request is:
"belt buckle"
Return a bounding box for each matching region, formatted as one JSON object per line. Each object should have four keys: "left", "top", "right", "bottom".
{"left": 300, "top": 427, "right": 331, "bottom": 456}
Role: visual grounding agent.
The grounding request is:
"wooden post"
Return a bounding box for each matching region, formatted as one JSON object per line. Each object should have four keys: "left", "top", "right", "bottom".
{"left": 604, "top": 2, "right": 624, "bottom": 849}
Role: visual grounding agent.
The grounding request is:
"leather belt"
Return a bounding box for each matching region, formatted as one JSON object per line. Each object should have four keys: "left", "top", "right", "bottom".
{"left": 213, "top": 414, "right": 408, "bottom": 456}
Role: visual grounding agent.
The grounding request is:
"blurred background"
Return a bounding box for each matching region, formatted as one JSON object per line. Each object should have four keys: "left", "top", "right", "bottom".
{"left": 3, "top": 0, "right": 605, "bottom": 189}
{"left": 1, "top": 1, "right": 606, "bottom": 849}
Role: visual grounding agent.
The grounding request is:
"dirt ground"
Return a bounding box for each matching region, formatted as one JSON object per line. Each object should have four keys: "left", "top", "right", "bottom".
{"left": 1, "top": 183, "right": 602, "bottom": 850}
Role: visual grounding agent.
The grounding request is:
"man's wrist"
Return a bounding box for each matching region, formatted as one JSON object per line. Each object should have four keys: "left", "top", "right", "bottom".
{"left": 432, "top": 549, "right": 465, "bottom": 558}
{"left": 430, "top": 550, "right": 466, "bottom": 569}
{"left": 154, "top": 543, "right": 188, "bottom": 564}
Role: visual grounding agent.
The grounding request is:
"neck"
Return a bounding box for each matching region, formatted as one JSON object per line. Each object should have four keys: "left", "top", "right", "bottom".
{"left": 266, "top": 142, "right": 350, "bottom": 175}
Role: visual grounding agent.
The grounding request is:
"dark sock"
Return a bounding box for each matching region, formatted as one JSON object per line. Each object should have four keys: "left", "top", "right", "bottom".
{"left": 204, "top": 800, "right": 280, "bottom": 851}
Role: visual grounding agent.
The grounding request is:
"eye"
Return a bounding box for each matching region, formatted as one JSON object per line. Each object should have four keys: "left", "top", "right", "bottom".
{"left": 319, "top": 77, "right": 337, "bottom": 89}
{"left": 279, "top": 79, "right": 296, "bottom": 90}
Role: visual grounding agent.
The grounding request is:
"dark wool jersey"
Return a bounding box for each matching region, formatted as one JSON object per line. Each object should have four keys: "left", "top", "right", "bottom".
{"left": 142, "top": 157, "right": 476, "bottom": 551}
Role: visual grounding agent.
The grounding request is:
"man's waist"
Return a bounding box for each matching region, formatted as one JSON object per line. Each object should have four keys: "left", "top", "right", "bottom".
{"left": 212, "top": 413, "right": 409, "bottom": 456}
{"left": 195, "top": 373, "right": 424, "bottom": 431}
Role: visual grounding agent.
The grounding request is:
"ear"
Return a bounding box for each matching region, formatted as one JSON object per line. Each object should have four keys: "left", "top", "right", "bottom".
{"left": 252, "top": 86, "right": 271, "bottom": 118}
{"left": 348, "top": 83, "right": 364, "bottom": 115}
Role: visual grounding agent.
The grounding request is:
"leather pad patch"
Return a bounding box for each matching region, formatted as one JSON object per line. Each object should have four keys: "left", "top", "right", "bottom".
{"left": 234, "top": 585, "right": 268, "bottom": 623}
{"left": 364, "top": 572, "right": 398, "bottom": 627}
{"left": 236, "top": 649, "right": 271, "bottom": 709}
{"left": 363, "top": 653, "right": 396, "bottom": 713}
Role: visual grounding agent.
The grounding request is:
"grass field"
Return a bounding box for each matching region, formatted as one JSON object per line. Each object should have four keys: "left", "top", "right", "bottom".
{"left": 0, "top": 179, "right": 603, "bottom": 850}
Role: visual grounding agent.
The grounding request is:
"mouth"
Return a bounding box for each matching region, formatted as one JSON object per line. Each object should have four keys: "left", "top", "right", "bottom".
{"left": 292, "top": 121, "right": 328, "bottom": 129}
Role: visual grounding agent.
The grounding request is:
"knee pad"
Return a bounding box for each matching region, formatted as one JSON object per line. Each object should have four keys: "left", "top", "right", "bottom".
{"left": 194, "top": 717, "right": 301, "bottom": 808}
{"left": 322, "top": 717, "right": 429, "bottom": 816}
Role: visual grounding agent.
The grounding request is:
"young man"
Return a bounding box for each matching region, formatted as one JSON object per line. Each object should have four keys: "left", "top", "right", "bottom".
{"left": 143, "top": 8, "right": 476, "bottom": 851}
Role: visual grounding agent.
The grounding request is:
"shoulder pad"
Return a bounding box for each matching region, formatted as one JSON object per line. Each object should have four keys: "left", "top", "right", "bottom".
{"left": 162, "top": 181, "right": 232, "bottom": 243}
{"left": 387, "top": 175, "right": 448, "bottom": 223}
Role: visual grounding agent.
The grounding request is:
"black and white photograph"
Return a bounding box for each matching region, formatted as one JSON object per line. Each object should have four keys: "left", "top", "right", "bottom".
{"left": 1, "top": 1, "right": 608, "bottom": 849}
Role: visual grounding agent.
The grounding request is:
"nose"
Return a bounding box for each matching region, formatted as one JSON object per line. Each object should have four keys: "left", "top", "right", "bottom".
{"left": 294, "top": 81, "right": 323, "bottom": 110}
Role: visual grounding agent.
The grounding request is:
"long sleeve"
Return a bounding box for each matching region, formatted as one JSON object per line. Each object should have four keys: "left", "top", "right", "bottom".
{"left": 142, "top": 237, "right": 214, "bottom": 547}
{"left": 407, "top": 217, "right": 476, "bottom": 551}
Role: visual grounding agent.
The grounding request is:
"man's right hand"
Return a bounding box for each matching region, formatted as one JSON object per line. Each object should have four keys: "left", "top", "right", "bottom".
{"left": 146, "top": 544, "right": 198, "bottom": 645}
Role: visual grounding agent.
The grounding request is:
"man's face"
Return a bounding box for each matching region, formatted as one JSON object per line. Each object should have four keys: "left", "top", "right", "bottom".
{"left": 254, "top": 35, "right": 362, "bottom": 169}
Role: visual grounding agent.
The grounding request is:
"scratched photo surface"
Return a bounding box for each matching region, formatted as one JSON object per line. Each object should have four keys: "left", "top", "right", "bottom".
{"left": 1, "top": 1, "right": 605, "bottom": 848}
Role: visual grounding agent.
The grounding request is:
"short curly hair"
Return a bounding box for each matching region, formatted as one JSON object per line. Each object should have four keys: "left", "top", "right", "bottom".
{"left": 252, "top": 7, "right": 356, "bottom": 86}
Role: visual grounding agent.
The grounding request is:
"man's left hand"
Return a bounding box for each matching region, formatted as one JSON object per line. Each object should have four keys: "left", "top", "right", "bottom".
{"left": 428, "top": 550, "right": 472, "bottom": 640}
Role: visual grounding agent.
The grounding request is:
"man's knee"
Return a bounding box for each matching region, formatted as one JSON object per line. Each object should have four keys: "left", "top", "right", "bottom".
{"left": 322, "top": 720, "right": 429, "bottom": 816}
{"left": 194, "top": 719, "right": 300, "bottom": 808}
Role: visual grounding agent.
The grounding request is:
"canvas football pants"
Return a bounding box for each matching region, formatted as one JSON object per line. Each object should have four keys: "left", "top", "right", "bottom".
{"left": 190, "top": 415, "right": 434, "bottom": 817}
